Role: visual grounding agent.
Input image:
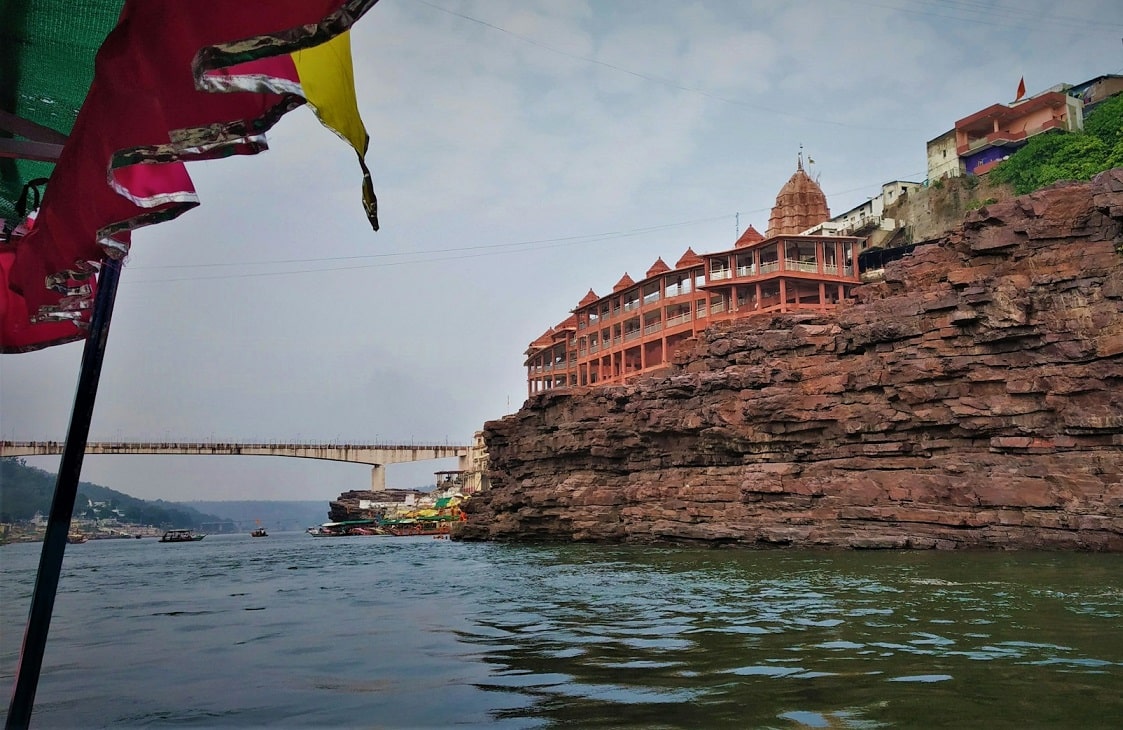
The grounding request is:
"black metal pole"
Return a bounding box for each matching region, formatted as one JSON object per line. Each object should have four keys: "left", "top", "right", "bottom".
{"left": 6, "top": 257, "right": 123, "bottom": 730}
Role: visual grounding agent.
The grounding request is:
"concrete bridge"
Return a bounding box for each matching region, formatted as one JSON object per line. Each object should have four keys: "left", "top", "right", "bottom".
{"left": 0, "top": 440, "right": 473, "bottom": 491}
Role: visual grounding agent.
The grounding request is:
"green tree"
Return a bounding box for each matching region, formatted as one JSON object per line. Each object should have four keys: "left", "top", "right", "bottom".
{"left": 1083, "top": 93, "right": 1123, "bottom": 150}
{"left": 989, "top": 93, "right": 1123, "bottom": 195}
{"left": 989, "top": 131, "right": 1109, "bottom": 194}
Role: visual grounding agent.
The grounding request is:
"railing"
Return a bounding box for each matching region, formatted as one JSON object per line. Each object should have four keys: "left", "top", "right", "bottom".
{"left": 644, "top": 322, "right": 661, "bottom": 334}
{"left": 643, "top": 293, "right": 660, "bottom": 305}
{"left": 759, "top": 261, "right": 780, "bottom": 273}
{"left": 710, "top": 301, "right": 727, "bottom": 314}
{"left": 710, "top": 269, "right": 732, "bottom": 281}
{"left": 623, "top": 301, "right": 639, "bottom": 312}
{"left": 736, "top": 265, "right": 755, "bottom": 277}
{"left": 665, "top": 312, "right": 691, "bottom": 327}
{"left": 624, "top": 330, "right": 642, "bottom": 342}
{"left": 822, "top": 263, "right": 839, "bottom": 275}
{"left": 785, "top": 258, "right": 819, "bottom": 273}
{"left": 589, "top": 343, "right": 600, "bottom": 353}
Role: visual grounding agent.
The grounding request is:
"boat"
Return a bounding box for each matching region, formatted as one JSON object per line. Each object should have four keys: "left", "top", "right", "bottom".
{"left": 159, "top": 529, "right": 206, "bottom": 543}
{"left": 250, "top": 527, "right": 268, "bottom": 537}
{"left": 66, "top": 533, "right": 88, "bottom": 544}
{"left": 306, "top": 519, "right": 388, "bottom": 537}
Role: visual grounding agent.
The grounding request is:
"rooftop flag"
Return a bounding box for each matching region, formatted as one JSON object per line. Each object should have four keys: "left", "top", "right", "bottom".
{"left": 1015, "top": 76, "right": 1026, "bottom": 102}
{"left": 2, "top": 0, "right": 380, "bottom": 353}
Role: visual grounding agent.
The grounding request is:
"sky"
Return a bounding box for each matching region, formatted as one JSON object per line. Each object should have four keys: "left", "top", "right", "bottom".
{"left": 2, "top": 0, "right": 1122, "bottom": 503}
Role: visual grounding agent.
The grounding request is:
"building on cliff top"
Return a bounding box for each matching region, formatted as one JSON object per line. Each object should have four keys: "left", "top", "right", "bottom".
{"left": 524, "top": 159, "right": 863, "bottom": 395}
{"left": 926, "top": 77, "right": 1092, "bottom": 181}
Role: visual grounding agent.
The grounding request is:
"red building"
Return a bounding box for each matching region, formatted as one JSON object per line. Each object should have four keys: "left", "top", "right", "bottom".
{"left": 525, "top": 160, "right": 863, "bottom": 395}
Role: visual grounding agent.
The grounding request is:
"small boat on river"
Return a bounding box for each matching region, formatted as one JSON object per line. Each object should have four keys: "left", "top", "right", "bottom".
{"left": 250, "top": 527, "right": 268, "bottom": 537}
{"left": 159, "top": 529, "right": 206, "bottom": 543}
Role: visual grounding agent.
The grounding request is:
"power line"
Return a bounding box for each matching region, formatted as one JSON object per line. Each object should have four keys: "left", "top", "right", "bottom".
{"left": 124, "top": 171, "right": 928, "bottom": 284}
{"left": 415, "top": 0, "right": 923, "bottom": 133}
{"left": 128, "top": 215, "right": 730, "bottom": 271}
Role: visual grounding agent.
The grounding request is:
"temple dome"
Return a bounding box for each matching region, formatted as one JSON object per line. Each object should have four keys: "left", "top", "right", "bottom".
{"left": 766, "top": 157, "right": 830, "bottom": 237}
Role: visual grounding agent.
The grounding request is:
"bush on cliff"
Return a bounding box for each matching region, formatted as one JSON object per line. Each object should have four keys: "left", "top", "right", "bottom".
{"left": 990, "top": 93, "right": 1123, "bottom": 194}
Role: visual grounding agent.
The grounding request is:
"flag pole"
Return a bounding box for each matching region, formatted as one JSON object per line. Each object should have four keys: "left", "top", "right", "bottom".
{"left": 6, "top": 256, "right": 123, "bottom": 730}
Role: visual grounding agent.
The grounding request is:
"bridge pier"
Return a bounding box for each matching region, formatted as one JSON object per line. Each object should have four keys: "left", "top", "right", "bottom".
{"left": 370, "top": 464, "right": 386, "bottom": 491}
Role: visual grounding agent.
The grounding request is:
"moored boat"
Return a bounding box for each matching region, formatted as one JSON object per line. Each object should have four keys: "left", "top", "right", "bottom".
{"left": 306, "top": 519, "right": 387, "bottom": 537}
{"left": 66, "top": 533, "right": 88, "bottom": 544}
{"left": 250, "top": 527, "right": 268, "bottom": 537}
{"left": 159, "top": 529, "right": 205, "bottom": 543}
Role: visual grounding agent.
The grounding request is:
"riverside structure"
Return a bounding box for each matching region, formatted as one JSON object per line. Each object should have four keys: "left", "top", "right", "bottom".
{"left": 525, "top": 158, "right": 863, "bottom": 394}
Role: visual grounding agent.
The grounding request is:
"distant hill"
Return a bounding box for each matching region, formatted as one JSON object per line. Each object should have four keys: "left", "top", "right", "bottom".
{"left": 185, "top": 501, "right": 330, "bottom": 532}
{"left": 1, "top": 457, "right": 229, "bottom": 530}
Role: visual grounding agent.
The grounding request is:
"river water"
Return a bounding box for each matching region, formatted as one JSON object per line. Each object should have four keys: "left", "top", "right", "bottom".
{"left": 1, "top": 533, "right": 1120, "bottom": 729}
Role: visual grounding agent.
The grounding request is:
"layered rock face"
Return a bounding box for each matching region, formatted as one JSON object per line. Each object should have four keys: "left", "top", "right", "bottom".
{"left": 461, "top": 171, "right": 1123, "bottom": 550}
{"left": 328, "top": 489, "right": 423, "bottom": 522}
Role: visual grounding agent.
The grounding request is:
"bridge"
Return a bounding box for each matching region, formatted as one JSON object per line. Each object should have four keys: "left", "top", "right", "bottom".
{"left": 0, "top": 440, "right": 474, "bottom": 491}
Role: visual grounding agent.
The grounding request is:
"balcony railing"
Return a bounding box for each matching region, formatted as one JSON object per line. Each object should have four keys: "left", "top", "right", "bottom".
{"left": 623, "top": 301, "right": 639, "bottom": 312}
{"left": 736, "top": 265, "right": 755, "bottom": 277}
{"left": 710, "top": 269, "right": 732, "bottom": 281}
{"left": 822, "top": 263, "right": 839, "bottom": 275}
{"left": 644, "top": 322, "right": 662, "bottom": 334}
{"left": 759, "top": 261, "right": 780, "bottom": 274}
{"left": 710, "top": 301, "right": 727, "bottom": 314}
{"left": 785, "top": 258, "right": 819, "bottom": 273}
{"left": 665, "top": 312, "right": 691, "bottom": 327}
{"left": 624, "top": 330, "right": 642, "bottom": 342}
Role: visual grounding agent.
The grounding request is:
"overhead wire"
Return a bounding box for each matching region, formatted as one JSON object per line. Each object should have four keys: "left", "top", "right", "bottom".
{"left": 414, "top": 0, "right": 924, "bottom": 132}
{"left": 125, "top": 171, "right": 928, "bottom": 284}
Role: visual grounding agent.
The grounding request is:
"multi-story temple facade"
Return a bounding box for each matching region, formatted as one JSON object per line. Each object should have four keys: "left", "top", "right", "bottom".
{"left": 525, "top": 159, "right": 863, "bottom": 396}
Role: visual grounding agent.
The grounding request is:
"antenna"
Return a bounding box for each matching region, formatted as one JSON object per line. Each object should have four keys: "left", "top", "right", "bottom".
{"left": 735, "top": 212, "right": 739, "bottom": 235}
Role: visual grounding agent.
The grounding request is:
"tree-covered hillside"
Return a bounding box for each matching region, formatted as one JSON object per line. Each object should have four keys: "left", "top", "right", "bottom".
{"left": 989, "top": 93, "right": 1123, "bottom": 194}
{"left": 0, "top": 457, "right": 225, "bottom": 529}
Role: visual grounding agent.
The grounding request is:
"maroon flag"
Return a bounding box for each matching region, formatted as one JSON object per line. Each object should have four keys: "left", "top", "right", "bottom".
{"left": 0, "top": 241, "right": 92, "bottom": 353}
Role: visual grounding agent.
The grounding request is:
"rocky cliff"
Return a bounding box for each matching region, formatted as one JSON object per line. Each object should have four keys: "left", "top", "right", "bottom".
{"left": 460, "top": 171, "right": 1123, "bottom": 550}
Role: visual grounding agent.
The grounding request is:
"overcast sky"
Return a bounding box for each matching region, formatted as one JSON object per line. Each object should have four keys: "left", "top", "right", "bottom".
{"left": 2, "top": 0, "right": 1121, "bottom": 503}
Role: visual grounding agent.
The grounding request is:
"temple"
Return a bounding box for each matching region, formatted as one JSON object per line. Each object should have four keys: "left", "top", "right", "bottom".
{"left": 525, "top": 159, "right": 864, "bottom": 395}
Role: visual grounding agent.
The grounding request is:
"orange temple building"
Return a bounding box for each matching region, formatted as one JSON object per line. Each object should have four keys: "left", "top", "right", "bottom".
{"left": 524, "top": 159, "right": 864, "bottom": 396}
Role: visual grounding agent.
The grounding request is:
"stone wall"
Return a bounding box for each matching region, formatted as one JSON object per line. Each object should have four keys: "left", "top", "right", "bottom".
{"left": 459, "top": 170, "right": 1123, "bottom": 550}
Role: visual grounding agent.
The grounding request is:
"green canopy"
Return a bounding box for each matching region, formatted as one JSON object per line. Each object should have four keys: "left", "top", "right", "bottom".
{"left": 0, "top": 0, "right": 125, "bottom": 222}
